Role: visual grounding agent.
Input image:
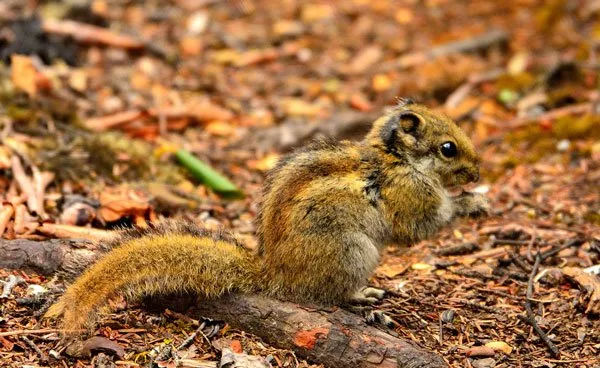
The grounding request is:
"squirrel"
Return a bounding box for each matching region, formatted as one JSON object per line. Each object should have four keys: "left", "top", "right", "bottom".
{"left": 45, "top": 99, "right": 489, "bottom": 332}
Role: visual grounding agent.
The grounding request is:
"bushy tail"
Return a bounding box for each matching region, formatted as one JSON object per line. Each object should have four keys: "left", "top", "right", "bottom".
{"left": 45, "top": 221, "right": 260, "bottom": 332}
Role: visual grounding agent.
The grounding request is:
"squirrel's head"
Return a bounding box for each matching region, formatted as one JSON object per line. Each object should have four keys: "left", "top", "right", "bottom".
{"left": 366, "top": 99, "right": 481, "bottom": 188}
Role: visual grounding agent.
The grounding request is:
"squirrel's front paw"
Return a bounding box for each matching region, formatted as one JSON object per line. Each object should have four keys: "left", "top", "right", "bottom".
{"left": 455, "top": 192, "right": 490, "bottom": 218}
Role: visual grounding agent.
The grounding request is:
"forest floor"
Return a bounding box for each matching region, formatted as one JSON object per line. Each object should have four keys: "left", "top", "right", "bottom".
{"left": 0, "top": 0, "right": 599, "bottom": 367}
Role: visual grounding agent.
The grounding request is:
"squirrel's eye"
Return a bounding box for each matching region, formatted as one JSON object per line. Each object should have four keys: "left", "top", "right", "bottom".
{"left": 440, "top": 141, "right": 457, "bottom": 158}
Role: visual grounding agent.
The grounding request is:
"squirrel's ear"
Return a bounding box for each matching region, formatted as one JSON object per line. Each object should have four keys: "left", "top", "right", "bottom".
{"left": 378, "top": 111, "right": 423, "bottom": 156}
{"left": 398, "top": 112, "right": 423, "bottom": 136}
{"left": 380, "top": 116, "right": 399, "bottom": 150}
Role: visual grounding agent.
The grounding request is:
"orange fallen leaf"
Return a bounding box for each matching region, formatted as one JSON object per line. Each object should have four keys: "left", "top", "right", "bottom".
{"left": 230, "top": 340, "right": 243, "bottom": 354}
{"left": 248, "top": 153, "right": 280, "bottom": 172}
{"left": 350, "top": 93, "right": 372, "bottom": 112}
{"left": 180, "top": 36, "right": 204, "bottom": 57}
{"left": 11, "top": 55, "right": 39, "bottom": 96}
{"left": 376, "top": 263, "right": 410, "bottom": 278}
{"left": 98, "top": 188, "right": 154, "bottom": 225}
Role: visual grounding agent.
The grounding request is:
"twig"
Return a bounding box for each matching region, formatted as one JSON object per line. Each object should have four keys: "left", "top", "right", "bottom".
{"left": 0, "top": 204, "right": 15, "bottom": 237}
{"left": 37, "top": 223, "right": 115, "bottom": 242}
{"left": 21, "top": 336, "right": 48, "bottom": 363}
{"left": 32, "top": 167, "right": 54, "bottom": 220}
{"left": 524, "top": 253, "right": 560, "bottom": 358}
{"left": 383, "top": 29, "right": 508, "bottom": 71}
{"left": 540, "top": 239, "right": 585, "bottom": 260}
{"left": 435, "top": 242, "right": 479, "bottom": 256}
{"left": 1, "top": 275, "right": 25, "bottom": 298}
{"left": 177, "top": 321, "right": 207, "bottom": 350}
{"left": 509, "top": 251, "right": 533, "bottom": 273}
{"left": 84, "top": 110, "right": 145, "bottom": 132}
{"left": 451, "top": 269, "right": 499, "bottom": 281}
{"left": 11, "top": 156, "right": 41, "bottom": 216}
{"left": 0, "top": 328, "right": 66, "bottom": 337}
{"left": 507, "top": 103, "right": 593, "bottom": 128}
{"left": 42, "top": 20, "right": 145, "bottom": 49}
{"left": 444, "top": 68, "right": 505, "bottom": 109}
{"left": 493, "top": 238, "right": 530, "bottom": 246}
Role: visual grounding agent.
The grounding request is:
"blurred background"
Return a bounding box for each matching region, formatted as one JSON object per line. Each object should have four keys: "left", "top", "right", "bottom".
{"left": 0, "top": 1, "right": 598, "bottom": 367}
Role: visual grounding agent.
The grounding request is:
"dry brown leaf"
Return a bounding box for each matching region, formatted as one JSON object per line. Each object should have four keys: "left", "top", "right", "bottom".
{"left": 66, "top": 336, "right": 125, "bottom": 359}
{"left": 376, "top": 263, "right": 410, "bottom": 278}
{"left": 561, "top": 267, "right": 600, "bottom": 314}
{"left": 485, "top": 341, "right": 513, "bottom": 354}
{"left": 347, "top": 46, "right": 383, "bottom": 75}
{"left": 98, "top": 188, "right": 154, "bottom": 224}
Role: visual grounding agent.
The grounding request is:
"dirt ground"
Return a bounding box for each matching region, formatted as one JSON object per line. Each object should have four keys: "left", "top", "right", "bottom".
{"left": 0, "top": 0, "right": 599, "bottom": 367}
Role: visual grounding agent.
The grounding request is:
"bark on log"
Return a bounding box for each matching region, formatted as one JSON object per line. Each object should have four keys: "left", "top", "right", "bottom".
{"left": 196, "top": 295, "right": 447, "bottom": 368}
{"left": 0, "top": 238, "right": 98, "bottom": 279}
{"left": 0, "top": 238, "right": 448, "bottom": 368}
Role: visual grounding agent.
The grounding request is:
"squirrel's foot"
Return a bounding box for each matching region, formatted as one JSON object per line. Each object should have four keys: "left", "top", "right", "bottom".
{"left": 350, "top": 286, "right": 386, "bottom": 305}
{"left": 345, "top": 306, "right": 395, "bottom": 329}
{"left": 365, "top": 310, "right": 395, "bottom": 329}
{"left": 454, "top": 192, "right": 490, "bottom": 218}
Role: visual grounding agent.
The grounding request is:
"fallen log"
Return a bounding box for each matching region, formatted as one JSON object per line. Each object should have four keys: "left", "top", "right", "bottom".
{"left": 195, "top": 295, "right": 446, "bottom": 368}
{"left": 0, "top": 238, "right": 447, "bottom": 368}
{"left": 0, "top": 238, "right": 100, "bottom": 279}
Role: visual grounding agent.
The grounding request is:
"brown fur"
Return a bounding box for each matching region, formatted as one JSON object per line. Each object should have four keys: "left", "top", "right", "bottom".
{"left": 47, "top": 102, "right": 489, "bottom": 332}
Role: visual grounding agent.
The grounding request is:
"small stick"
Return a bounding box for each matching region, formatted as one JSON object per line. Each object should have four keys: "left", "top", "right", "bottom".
{"left": 42, "top": 20, "right": 145, "bottom": 49}
{"left": 438, "top": 318, "right": 443, "bottom": 346}
{"left": 0, "top": 204, "right": 15, "bottom": 237}
{"left": 32, "top": 168, "right": 54, "bottom": 220}
{"left": 177, "top": 321, "right": 207, "bottom": 350}
{"left": 0, "top": 329, "right": 67, "bottom": 337}
{"left": 37, "top": 223, "right": 115, "bottom": 242}
{"left": 1, "top": 275, "right": 25, "bottom": 298}
{"left": 11, "top": 156, "right": 40, "bottom": 216}
{"left": 436, "top": 242, "right": 479, "bottom": 256}
{"left": 13, "top": 204, "right": 27, "bottom": 234}
{"left": 385, "top": 29, "right": 508, "bottom": 70}
{"left": 85, "top": 110, "right": 144, "bottom": 132}
{"left": 507, "top": 102, "right": 593, "bottom": 128}
{"left": 540, "top": 239, "right": 584, "bottom": 260}
{"left": 509, "top": 251, "right": 533, "bottom": 273}
{"left": 524, "top": 253, "right": 560, "bottom": 357}
{"left": 493, "top": 238, "right": 530, "bottom": 246}
{"left": 21, "top": 336, "right": 48, "bottom": 363}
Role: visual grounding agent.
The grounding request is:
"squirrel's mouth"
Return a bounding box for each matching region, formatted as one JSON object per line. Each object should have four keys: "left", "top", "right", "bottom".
{"left": 447, "top": 183, "right": 489, "bottom": 196}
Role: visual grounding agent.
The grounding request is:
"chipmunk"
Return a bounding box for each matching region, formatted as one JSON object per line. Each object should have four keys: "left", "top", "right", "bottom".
{"left": 46, "top": 99, "right": 489, "bottom": 331}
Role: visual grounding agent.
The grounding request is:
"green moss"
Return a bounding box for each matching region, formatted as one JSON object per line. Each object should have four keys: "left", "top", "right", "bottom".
{"left": 552, "top": 115, "right": 600, "bottom": 139}
{"left": 495, "top": 72, "right": 537, "bottom": 93}
{"left": 39, "top": 130, "right": 185, "bottom": 185}
{"left": 584, "top": 211, "right": 600, "bottom": 226}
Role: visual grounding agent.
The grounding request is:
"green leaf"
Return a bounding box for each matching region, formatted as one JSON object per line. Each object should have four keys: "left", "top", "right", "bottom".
{"left": 175, "top": 149, "right": 244, "bottom": 199}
